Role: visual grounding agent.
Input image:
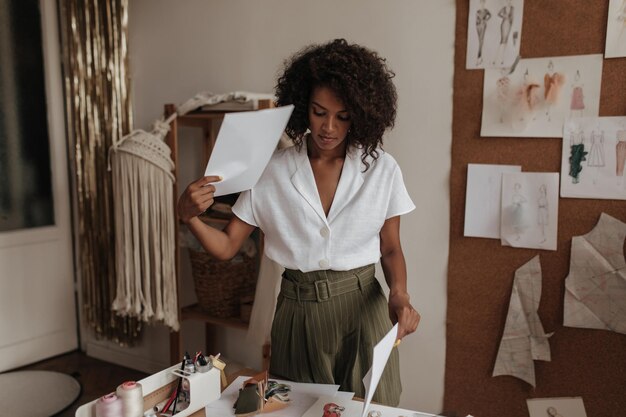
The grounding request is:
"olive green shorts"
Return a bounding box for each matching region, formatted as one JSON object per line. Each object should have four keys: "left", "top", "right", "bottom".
{"left": 269, "top": 264, "right": 401, "bottom": 406}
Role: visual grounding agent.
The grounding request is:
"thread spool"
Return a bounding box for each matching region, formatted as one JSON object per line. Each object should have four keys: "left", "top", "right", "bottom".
{"left": 95, "top": 392, "right": 123, "bottom": 417}
{"left": 116, "top": 381, "right": 144, "bottom": 417}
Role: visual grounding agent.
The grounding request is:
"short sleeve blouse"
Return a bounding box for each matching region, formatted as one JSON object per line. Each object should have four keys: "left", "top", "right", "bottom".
{"left": 232, "top": 142, "right": 414, "bottom": 272}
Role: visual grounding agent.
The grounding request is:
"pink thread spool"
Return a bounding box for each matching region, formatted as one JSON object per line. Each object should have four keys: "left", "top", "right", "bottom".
{"left": 116, "top": 381, "right": 144, "bottom": 417}
{"left": 95, "top": 392, "right": 123, "bottom": 417}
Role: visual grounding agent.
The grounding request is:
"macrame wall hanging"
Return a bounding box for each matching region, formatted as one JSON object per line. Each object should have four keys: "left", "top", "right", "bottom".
{"left": 109, "top": 117, "right": 178, "bottom": 330}
{"left": 59, "top": 0, "right": 141, "bottom": 344}
{"left": 108, "top": 92, "right": 253, "bottom": 330}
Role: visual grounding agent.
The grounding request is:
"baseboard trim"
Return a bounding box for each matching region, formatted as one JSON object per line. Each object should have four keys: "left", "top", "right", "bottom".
{"left": 86, "top": 342, "right": 169, "bottom": 374}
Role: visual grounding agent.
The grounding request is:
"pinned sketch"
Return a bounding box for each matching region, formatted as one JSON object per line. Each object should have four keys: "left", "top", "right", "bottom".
{"left": 493, "top": 256, "right": 553, "bottom": 387}
{"left": 527, "top": 397, "right": 588, "bottom": 417}
{"left": 561, "top": 117, "right": 626, "bottom": 200}
{"left": 605, "top": 0, "right": 626, "bottom": 58}
{"left": 205, "top": 105, "right": 294, "bottom": 196}
{"left": 564, "top": 213, "right": 626, "bottom": 334}
{"left": 501, "top": 172, "right": 559, "bottom": 251}
{"left": 482, "top": 54, "right": 603, "bottom": 137}
{"left": 464, "top": 163, "right": 522, "bottom": 239}
{"left": 466, "top": 0, "right": 524, "bottom": 69}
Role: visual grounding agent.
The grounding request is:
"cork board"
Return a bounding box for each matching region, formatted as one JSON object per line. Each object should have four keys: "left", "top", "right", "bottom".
{"left": 445, "top": 2, "right": 626, "bottom": 417}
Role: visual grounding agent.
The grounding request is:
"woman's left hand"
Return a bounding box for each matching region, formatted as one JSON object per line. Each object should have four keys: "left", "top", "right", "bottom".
{"left": 388, "top": 292, "right": 420, "bottom": 340}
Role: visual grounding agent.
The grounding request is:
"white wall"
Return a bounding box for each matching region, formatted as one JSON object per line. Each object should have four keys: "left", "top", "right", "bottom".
{"left": 121, "top": 0, "right": 454, "bottom": 412}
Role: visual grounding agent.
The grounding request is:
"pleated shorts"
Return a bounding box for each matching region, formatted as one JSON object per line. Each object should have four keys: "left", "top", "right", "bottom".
{"left": 269, "top": 264, "right": 402, "bottom": 406}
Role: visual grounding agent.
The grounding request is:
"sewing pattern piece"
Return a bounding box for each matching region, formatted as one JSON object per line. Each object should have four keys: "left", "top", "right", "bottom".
{"left": 493, "top": 255, "right": 553, "bottom": 387}
{"left": 563, "top": 213, "right": 626, "bottom": 334}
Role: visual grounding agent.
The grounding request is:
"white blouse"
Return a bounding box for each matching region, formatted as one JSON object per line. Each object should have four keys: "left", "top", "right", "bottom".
{"left": 232, "top": 142, "right": 415, "bottom": 272}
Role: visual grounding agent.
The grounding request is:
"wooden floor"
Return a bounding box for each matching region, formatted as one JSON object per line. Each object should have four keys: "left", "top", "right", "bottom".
{"left": 17, "top": 349, "right": 148, "bottom": 417}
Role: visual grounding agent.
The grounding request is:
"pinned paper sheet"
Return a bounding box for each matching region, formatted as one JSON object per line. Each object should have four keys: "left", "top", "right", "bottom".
{"left": 204, "top": 105, "right": 294, "bottom": 196}
{"left": 464, "top": 163, "right": 522, "bottom": 239}
{"left": 501, "top": 172, "right": 559, "bottom": 251}
{"left": 493, "top": 255, "right": 552, "bottom": 387}
{"left": 564, "top": 213, "right": 626, "bottom": 334}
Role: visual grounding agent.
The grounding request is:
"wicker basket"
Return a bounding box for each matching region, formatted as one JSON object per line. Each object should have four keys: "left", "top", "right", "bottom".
{"left": 188, "top": 249, "right": 258, "bottom": 318}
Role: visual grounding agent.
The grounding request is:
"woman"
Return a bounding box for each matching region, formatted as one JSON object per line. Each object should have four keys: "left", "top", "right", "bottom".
{"left": 177, "top": 39, "right": 419, "bottom": 406}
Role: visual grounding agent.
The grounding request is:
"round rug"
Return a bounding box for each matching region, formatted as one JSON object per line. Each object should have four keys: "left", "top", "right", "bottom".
{"left": 0, "top": 370, "right": 81, "bottom": 417}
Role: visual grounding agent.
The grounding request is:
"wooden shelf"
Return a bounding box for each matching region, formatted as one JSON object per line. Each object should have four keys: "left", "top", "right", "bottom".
{"left": 181, "top": 303, "right": 249, "bottom": 330}
{"left": 166, "top": 100, "right": 272, "bottom": 371}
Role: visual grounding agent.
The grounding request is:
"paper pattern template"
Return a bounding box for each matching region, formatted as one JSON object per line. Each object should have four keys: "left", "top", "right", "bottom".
{"left": 527, "top": 397, "right": 588, "bottom": 417}
{"left": 561, "top": 117, "right": 626, "bottom": 200}
{"left": 204, "top": 105, "right": 294, "bottom": 196}
{"left": 302, "top": 396, "right": 438, "bottom": 417}
{"left": 493, "top": 255, "right": 552, "bottom": 387}
{"left": 501, "top": 172, "right": 559, "bottom": 251}
{"left": 481, "top": 54, "right": 603, "bottom": 137}
{"left": 466, "top": 0, "right": 524, "bottom": 70}
{"left": 563, "top": 213, "right": 626, "bottom": 334}
{"left": 605, "top": 0, "right": 626, "bottom": 58}
{"left": 464, "top": 163, "right": 522, "bottom": 239}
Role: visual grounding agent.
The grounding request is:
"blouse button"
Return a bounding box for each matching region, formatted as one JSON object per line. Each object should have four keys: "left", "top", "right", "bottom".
{"left": 319, "top": 259, "right": 330, "bottom": 269}
{"left": 320, "top": 227, "right": 330, "bottom": 238}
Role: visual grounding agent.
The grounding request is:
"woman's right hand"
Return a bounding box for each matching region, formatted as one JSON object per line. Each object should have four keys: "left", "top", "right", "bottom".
{"left": 177, "top": 175, "right": 222, "bottom": 224}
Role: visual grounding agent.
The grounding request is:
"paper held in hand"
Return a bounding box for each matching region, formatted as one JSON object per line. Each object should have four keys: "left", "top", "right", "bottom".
{"left": 204, "top": 105, "right": 294, "bottom": 196}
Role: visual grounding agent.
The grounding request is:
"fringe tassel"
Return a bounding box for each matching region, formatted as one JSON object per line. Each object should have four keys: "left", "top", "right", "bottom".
{"left": 111, "top": 150, "right": 179, "bottom": 330}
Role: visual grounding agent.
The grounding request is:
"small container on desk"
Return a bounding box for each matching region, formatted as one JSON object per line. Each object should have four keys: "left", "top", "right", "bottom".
{"left": 75, "top": 363, "right": 221, "bottom": 417}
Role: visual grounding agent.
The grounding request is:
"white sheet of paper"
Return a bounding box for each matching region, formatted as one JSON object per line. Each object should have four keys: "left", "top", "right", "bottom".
{"left": 561, "top": 116, "right": 626, "bottom": 200}
{"left": 464, "top": 163, "right": 522, "bottom": 239}
{"left": 360, "top": 323, "right": 399, "bottom": 417}
{"left": 500, "top": 172, "right": 559, "bottom": 250}
{"left": 481, "top": 54, "right": 603, "bottom": 137}
{"left": 466, "top": 0, "right": 524, "bottom": 70}
{"left": 527, "top": 397, "right": 588, "bottom": 417}
{"left": 605, "top": 0, "right": 626, "bottom": 58}
{"left": 301, "top": 396, "right": 363, "bottom": 417}
{"left": 204, "top": 105, "right": 294, "bottom": 196}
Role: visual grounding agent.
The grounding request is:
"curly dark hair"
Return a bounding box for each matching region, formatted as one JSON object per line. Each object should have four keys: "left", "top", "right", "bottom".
{"left": 275, "top": 39, "right": 397, "bottom": 169}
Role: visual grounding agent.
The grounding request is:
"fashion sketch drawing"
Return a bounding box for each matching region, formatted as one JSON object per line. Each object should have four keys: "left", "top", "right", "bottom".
{"left": 475, "top": 0, "right": 491, "bottom": 66}
{"left": 561, "top": 117, "right": 626, "bottom": 200}
{"left": 466, "top": 0, "right": 524, "bottom": 69}
{"left": 494, "top": 0, "right": 514, "bottom": 66}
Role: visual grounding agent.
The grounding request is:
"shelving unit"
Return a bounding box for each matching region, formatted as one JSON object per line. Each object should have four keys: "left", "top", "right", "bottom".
{"left": 164, "top": 100, "right": 272, "bottom": 370}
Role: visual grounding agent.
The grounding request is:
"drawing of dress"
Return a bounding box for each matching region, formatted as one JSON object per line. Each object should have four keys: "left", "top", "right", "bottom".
{"left": 569, "top": 129, "right": 587, "bottom": 184}
{"left": 570, "top": 86, "right": 585, "bottom": 111}
{"left": 544, "top": 72, "right": 566, "bottom": 105}
{"left": 509, "top": 184, "right": 528, "bottom": 239}
{"left": 498, "top": 5, "right": 514, "bottom": 44}
{"left": 537, "top": 196, "right": 548, "bottom": 227}
{"left": 476, "top": 7, "right": 491, "bottom": 62}
{"left": 496, "top": 75, "right": 510, "bottom": 122}
{"left": 587, "top": 130, "right": 605, "bottom": 167}
{"left": 537, "top": 186, "right": 549, "bottom": 243}
{"left": 617, "top": 130, "right": 626, "bottom": 176}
